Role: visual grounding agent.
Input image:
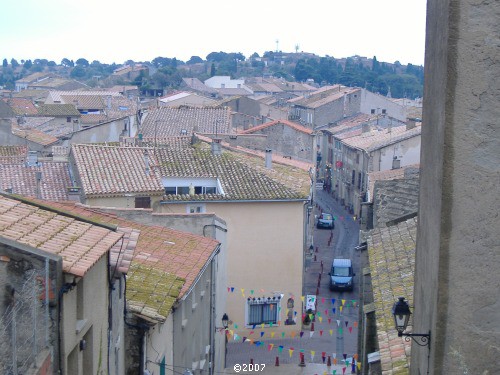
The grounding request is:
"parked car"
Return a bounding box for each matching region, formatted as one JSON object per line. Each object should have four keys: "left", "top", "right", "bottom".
{"left": 329, "top": 258, "right": 355, "bottom": 291}
{"left": 316, "top": 212, "right": 334, "bottom": 229}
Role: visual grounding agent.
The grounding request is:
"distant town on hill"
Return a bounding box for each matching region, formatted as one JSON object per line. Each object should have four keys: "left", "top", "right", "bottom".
{"left": 0, "top": 51, "right": 424, "bottom": 99}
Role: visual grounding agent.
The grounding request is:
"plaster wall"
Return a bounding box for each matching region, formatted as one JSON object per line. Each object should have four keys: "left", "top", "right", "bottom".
{"left": 158, "top": 200, "right": 305, "bottom": 337}
{"left": 372, "top": 135, "right": 421, "bottom": 172}
{"left": 413, "top": 0, "right": 500, "bottom": 373}
{"left": 143, "top": 314, "right": 174, "bottom": 375}
{"left": 62, "top": 257, "right": 109, "bottom": 375}
{"left": 360, "top": 89, "right": 407, "bottom": 122}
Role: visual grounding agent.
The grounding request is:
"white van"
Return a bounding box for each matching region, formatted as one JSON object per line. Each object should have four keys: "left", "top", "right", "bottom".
{"left": 329, "top": 258, "right": 355, "bottom": 291}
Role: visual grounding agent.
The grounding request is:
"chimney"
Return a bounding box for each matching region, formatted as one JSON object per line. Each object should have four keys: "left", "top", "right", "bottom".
{"left": 265, "top": 149, "right": 273, "bottom": 168}
{"left": 392, "top": 156, "right": 401, "bottom": 170}
{"left": 67, "top": 186, "right": 82, "bottom": 202}
{"left": 362, "top": 123, "right": 371, "bottom": 133}
{"left": 26, "top": 150, "right": 38, "bottom": 167}
{"left": 35, "top": 171, "right": 42, "bottom": 199}
{"left": 211, "top": 138, "right": 222, "bottom": 156}
{"left": 406, "top": 117, "right": 417, "bottom": 130}
{"left": 143, "top": 149, "right": 150, "bottom": 175}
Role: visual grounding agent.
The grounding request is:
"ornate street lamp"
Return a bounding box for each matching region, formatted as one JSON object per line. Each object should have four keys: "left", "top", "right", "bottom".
{"left": 392, "top": 297, "right": 431, "bottom": 348}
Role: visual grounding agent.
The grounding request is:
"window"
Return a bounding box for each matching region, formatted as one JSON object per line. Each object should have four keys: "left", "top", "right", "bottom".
{"left": 188, "top": 205, "right": 205, "bottom": 213}
{"left": 382, "top": 109, "right": 387, "bottom": 114}
{"left": 135, "top": 196, "right": 151, "bottom": 208}
{"left": 66, "top": 117, "right": 71, "bottom": 123}
{"left": 352, "top": 170, "right": 356, "bottom": 185}
{"left": 163, "top": 177, "right": 222, "bottom": 196}
{"left": 371, "top": 109, "right": 375, "bottom": 114}
{"left": 246, "top": 296, "right": 281, "bottom": 326}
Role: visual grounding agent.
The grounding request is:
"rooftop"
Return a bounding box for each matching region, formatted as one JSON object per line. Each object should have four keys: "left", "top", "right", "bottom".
{"left": 367, "top": 217, "right": 417, "bottom": 375}
{"left": 0, "top": 195, "right": 123, "bottom": 277}
{"left": 140, "top": 106, "right": 232, "bottom": 137}
{"left": 31, "top": 199, "right": 220, "bottom": 321}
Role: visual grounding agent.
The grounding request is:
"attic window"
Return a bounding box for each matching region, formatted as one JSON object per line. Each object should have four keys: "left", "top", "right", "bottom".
{"left": 180, "top": 129, "right": 188, "bottom": 135}
{"left": 162, "top": 177, "right": 223, "bottom": 196}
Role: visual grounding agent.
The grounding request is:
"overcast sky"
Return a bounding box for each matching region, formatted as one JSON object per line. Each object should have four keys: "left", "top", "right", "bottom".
{"left": 0, "top": 0, "right": 427, "bottom": 66}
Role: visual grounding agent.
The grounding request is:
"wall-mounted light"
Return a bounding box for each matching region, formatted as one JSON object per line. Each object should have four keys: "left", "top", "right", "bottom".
{"left": 216, "top": 313, "right": 229, "bottom": 332}
{"left": 392, "top": 297, "right": 431, "bottom": 349}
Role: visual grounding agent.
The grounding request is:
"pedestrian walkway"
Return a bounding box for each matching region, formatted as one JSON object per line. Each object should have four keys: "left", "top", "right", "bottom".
{"left": 226, "top": 189, "right": 361, "bottom": 374}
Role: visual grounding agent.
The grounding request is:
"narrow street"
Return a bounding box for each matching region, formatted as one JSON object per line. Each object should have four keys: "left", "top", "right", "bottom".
{"left": 225, "top": 188, "right": 361, "bottom": 373}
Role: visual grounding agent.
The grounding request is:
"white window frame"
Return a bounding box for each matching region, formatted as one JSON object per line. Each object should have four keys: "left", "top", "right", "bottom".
{"left": 245, "top": 295, "right": 282, "bottom": 327}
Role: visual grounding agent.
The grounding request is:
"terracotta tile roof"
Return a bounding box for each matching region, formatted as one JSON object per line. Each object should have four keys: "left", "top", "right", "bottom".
{"left": 292, "top": 87, "right": 361, "bottom": 109}
{"left": 367, "top": 165, "right": 420, "bottom": 203}
{"left": 110, "top": 227, "right": 140, "bottom": 276}
{"left": 29, "top": 200, "right": 220, "bottom": 321}
{"left": 0, "top": 162, "right": 73, "bottom": 201}
{"left": 216, "top": 87, "right": 252, "bottom": 96}
{"left": 36, "top": 103, "right": 81, "bottom": 117}
{"left": 182, "top": 78, "right": 218, "bottom": 94}
{"left": 155, "top": 143, "right": 310, "bottom": 201}
{"left": 80, "top": 114, "right": 108, "bottom": 125}
{"left": 373, "top": 178, "right": 420, "bottom": 228}
{"left": 323, "top": 113, "right": 375, "bottom": 135}
{"left": 341, "top": 125, "right": 421, "bottom": 152}
{"left": 241, "top": 119, "right": 313, "bottom": 135}
{"left": 11, "top": 124, "right": 59, "bottom": 146}
{"left": 0, "top": 195, "right": 123, "bottom": 277}
{"left": 367, "top": 217, "right": 417, "bottom": 374}
{"left": 46, "top": 90, "right": 122, "bottom": 103}
{"left": 15, "top": 116, "right": 74, "bottom": 137}
{"left": 71, "top": 144, "right": 164, "bottom": 197}
{"left": 141, "top": 106, "right": 232, "bottom": 137}
{"left": 0, "top": 146, "right": 27, "bottom": 164}
{"left": 244, "top": 82, "right": 283, "bottom": 93}
{"left": 71, "top": 141, "right": 310, "bottom": 201}
{"left": 61, "top": 95, "right": 105, "bottom": 110}
{"left": 2, "top": 98, "right": 39, "bottom": 116}
{"left": 0, "top": 100, "right": 16, "bottom": 118}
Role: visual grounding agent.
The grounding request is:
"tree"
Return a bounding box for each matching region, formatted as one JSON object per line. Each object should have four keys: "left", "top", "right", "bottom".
{"left": 2, "top": 59, "right": 7, "bottom": 68}
{"left": 61, "top": 58, "right": 74, "bottom": 67}
{"left": 10, "top": 58, "right": 19, "bottom": 68}
{"left": 75, "top": 58, "right": 89, "bottom": 67}
{"left": 210, "top": 63, "right": 216, "bottom": 77}
{"left": 70, "top": 66, "right": 86, "bottom": 79}
{"left": 23, "top": 59, "right": 32, "bottom": 69}
{"left": 187, "top": 56, "right": 203, "bottom": 64}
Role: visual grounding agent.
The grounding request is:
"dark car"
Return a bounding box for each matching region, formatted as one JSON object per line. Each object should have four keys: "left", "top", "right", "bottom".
{"left": 316, "top": 212, "right": 334, "bottom": 229}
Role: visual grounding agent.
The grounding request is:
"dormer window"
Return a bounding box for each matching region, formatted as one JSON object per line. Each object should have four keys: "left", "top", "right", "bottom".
{"left": 162, "top": 177, "right": 223, "bottom": 196}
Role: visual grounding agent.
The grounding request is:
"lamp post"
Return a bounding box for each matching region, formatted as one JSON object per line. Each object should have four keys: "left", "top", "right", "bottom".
{"left": 392, "top": 297, "right": 431, "bottom": 349}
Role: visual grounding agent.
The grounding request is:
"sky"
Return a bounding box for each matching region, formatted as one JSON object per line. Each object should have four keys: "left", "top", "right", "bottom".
{"left": 0, "top": 0, "right": 427, "bottom": 66}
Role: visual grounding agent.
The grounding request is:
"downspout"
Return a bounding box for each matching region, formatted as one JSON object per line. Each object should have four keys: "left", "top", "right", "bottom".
{"left": 209, "top": 257, "right": 216, "bottom": 375}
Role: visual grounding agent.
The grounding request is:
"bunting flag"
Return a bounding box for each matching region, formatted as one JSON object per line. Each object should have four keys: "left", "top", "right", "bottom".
{"left": 339, "top": 328, "right": 343, "bottom": 334}
{"left": 241, "top": 288, "right": 245, "bottom": 297}
{"left": 234, "top": 324, "right": 238, "bottom": 329}
{"left": 261, "top": 323, "right": 265, "bottom": 329}
{"left": 319, "top": 316, "right": 323, "bottom": 323}
{"left": 328, "top": 318, "right": 332, "bottom": 324}
{"left": 234, "top": 334, "right": 239, "bottom": 341}
{"left": 336, "top": 320, "right": 341, "bottom": 326}
{"left": 260, "top": 332, "right": 264, "bottom": 337}
{"left": 301, "top": 296, "right": 305, "bottom": 302}
{"left": 345, "top": 321, "right": 349, "bottom": 327}
{"left": 333, "top": 358, "right": 338, "bottom": 365}
{"left": 349, "top": 327, "right": 353, "bottom": 333}
{"left": 231, "top": 287, "right": 234, "bottom": 292}
{"left": 289, "top": 348, "right": 294, "bottom": 357}
{"left": 343, "top": 354, "right": 347, "bottom": 360}
{"left": 341, "top": 299, "right": 346, "bottom": 306}
{"left": 353, "top": 354, "right": 358, "bottom": 361}
{"left": 227, "top": 287, "right": 231, "bottom": 292}
{"left": 281, "top": 332, "right": 285, "bottom": 338}
{"left": 242, "top": 336, "right": 247, "bottom": 343}
{"left": 322, "top": 297, "right": 325, "bottom": 304}
{"left": 250, "top": 289, "right": 254, "bottom": 294}
{"left": 291, "top": 331, "right": 296, "bottom": 338}
{"left": 250, "top": 330, "right": 254, "bottom": 335}
{"left": 333, "top": 371, "right": 337, "bottom": 375}
{"left": 255, "top": 341, "right": 261, "bottom": 347}
{"left": 300, "top": 331, "right": 304, "bottom": 338}
{"left": 329, "top": 329, "right": 333, "bottom": 336}
{"left": 354, "top": 321, "right": 358, "bottom": 328}
{"left": 357, "top": 362, "right": 362, "bottom": 370}
{"left": 342, "top": 367, "right": 346, "bottom": 374}
{"left": 278, "top": 345, "right": 283, "bottom": 353}
{"left": 267, "top": 344, "right": 274, "bottom": 351}
{"left": 322, "top": 351, "right": 326, "bottom": 363}
{"left": 339, "top": 306, "right": 343, "bottom": 313}
{"left": 270, "top": 332, "right": 275, "bottom": 338}
{"left": 333, "top": 308, "right": 336, "bottom": 314}
{"left": 320, "top": 330, "right": 323, "bottom": 336}
{"left": 332, "top": 353, "right": 336, "bottom": 359}
{"left": 325, "top": 309, "right": 328, "bottom": 315}
{"left": 309, "top": 331, "right": 314, "bottom": 338}
{"left": 331, "top": 298, "right": 336, "bottom": 305}
{"left": 310, "top": 350, "right": 316, "bottom": 362}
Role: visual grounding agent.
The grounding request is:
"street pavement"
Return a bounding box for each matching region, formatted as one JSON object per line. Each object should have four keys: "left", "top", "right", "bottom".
{"left": 225, "top": 189, "right": 361, "bottom": 374}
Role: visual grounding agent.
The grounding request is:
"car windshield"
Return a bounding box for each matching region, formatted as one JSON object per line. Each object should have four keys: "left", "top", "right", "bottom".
{"left": 321, "top": 214, "right": 333, "bottom": 220}
{"left": 332, "top": 266, "right": 350, "bottom": 277}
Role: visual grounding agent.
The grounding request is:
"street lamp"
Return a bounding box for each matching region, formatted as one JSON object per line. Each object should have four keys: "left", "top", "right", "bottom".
{"left": 392, "top": 297, "right": 431, "bottom": 348}
{"left": 216, "top": 313, "right": 229, "bottom": 332}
